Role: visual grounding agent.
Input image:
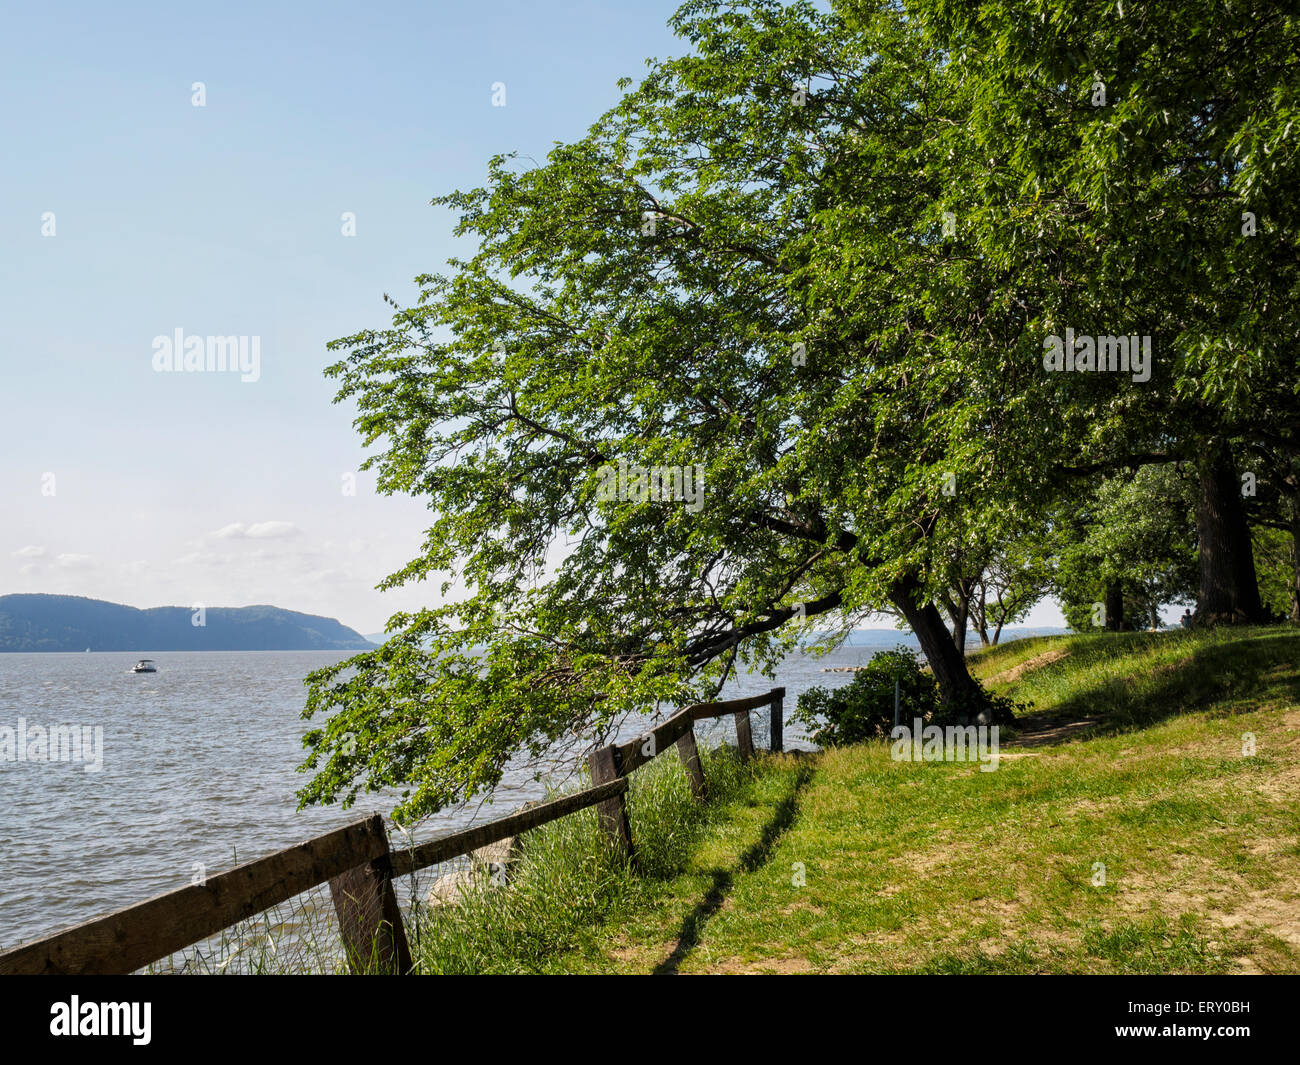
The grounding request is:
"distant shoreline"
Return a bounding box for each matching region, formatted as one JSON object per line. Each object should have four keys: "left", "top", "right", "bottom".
{"left": 0, "top": 594, "right": 373, "bottom": 653}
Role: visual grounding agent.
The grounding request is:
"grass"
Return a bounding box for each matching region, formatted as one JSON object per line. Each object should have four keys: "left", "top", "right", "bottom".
{"left": 418, "top": 625, "right": 1300, "bottom": 974}
{"left": 404, "top": 742, "right": 759, "bottom": 974}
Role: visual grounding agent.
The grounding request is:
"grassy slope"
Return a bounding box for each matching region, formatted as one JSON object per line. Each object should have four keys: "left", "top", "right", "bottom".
{"left": 529, "top": 627, "right": 1300, "bottom": 974}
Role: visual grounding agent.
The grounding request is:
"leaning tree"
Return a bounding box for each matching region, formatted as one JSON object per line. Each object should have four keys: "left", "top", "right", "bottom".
{"left": 297, "top": 0, "right": 1047, "bottom": 820}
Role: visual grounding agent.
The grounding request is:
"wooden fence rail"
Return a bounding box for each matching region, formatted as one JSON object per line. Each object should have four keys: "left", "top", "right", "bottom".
{"left": 589, "top": 687, "right": 784, "bottom": 860}
{"left": 0, "top": 815, "right": 395, "bottom": 976}
{"left": 0, "top": 686, "right": 784, "bottom": 976}
{"left": 387, "top": 777, "right": 629, "bottom": 878}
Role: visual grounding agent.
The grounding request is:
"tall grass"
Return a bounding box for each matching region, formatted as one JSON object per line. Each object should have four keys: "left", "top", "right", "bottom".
{"left": 405, "top": 743, "right": 756, "bottom": 974}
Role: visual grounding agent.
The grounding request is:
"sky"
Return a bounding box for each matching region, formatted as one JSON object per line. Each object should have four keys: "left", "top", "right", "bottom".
{"left": 0, "top": 0, "right": 1068, "bottom": 635}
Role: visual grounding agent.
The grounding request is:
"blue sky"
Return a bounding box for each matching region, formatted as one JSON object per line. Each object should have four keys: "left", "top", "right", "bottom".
{"left": 0, "top": 0, "right": 1069, "bottom": 634}
{"left": 0, "top": 1, "right": 691, "bottom": 633}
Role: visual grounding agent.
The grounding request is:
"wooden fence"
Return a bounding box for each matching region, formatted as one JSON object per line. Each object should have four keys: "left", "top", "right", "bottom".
{"left": 0, "top": 687, "right": 784, "bottom": 976}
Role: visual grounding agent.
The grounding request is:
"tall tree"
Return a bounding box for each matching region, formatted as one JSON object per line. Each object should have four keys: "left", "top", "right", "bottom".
{"left": 907, "top": 0, "right": 1300, "bottom": 623}
{"left": 299, "top": 0, "right": 1028, "bottom": 820}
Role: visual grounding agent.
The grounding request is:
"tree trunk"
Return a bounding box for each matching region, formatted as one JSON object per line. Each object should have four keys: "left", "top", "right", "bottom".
{"left": 974, "top": 583, "right": 991, "bottom": 646}
{"left": 951, "top": 592, "right": 969, "bottom": 655}
{"left": 941, "top": 581, "right": 975, "bottom": 654}
{"left": 888, "top": 577, "right": 1002, "bottom": 719}
{"left": 1104, "top": 580, "right": 1124, "bottom": 631}
{"left": 1194, "top": 441, "right": 1266, "bottom": 625}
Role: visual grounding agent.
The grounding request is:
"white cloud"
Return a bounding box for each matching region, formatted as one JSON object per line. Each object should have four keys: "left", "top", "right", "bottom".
{"left": 12, "top": 545, "right": 47, "bottom": 558}
{"left": 211, "top": 521, "right": 302, "bottom": 540}
{"left": 172, "top": 550, "right": 225, "bottom": 567}
{"left": 247, "top": 521, "right": 301, "bottom": 539}
{"left": 55, "top": 553, "right": 93, "bottom": 568}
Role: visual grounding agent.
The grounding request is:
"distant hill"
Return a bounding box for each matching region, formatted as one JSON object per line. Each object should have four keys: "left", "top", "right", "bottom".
{"left": 0, "top": 594, "right": 374, "bottom": 652}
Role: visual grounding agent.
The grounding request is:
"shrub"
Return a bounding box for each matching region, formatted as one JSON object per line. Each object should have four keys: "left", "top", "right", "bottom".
{"left": 792, "top": 648, "right": 940, "bottom": 746}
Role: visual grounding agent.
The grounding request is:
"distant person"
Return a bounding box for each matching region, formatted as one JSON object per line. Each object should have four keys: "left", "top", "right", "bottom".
{"left": 1179, "top": 609, "right": 1193, "bottom": 629}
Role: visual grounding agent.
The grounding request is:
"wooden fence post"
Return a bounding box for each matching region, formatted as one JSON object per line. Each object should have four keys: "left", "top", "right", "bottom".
{"left": 676, "top": 727, "right": 707, "bottom": 799}
{"left": 587, "top": 744, "right": 634, "bottom": 862}
{"left": 771, "top": 687, "right": 785, "bottom": 752}
{"left": 328, "top": 813, "right": 412, "bottom": 975}
{"left": 734, "top": 710, "right": 755, "bottom": 762}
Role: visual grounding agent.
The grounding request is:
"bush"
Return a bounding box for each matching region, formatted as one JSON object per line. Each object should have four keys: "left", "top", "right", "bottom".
{"left": 792, "top": 648, "right": 940, "bottom": 746}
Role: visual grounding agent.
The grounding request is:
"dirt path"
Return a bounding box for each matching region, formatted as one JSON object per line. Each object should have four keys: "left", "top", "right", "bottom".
{"left": 985, "top": 647, "right": 1070, "bottom": 685}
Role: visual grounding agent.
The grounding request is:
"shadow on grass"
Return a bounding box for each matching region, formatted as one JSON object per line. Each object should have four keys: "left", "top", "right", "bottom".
{"left": 652, "top": 762, "right": 814, "bottom": 975}
{"left": 1010, "top": 628, "right": 1300, "bottom": 747}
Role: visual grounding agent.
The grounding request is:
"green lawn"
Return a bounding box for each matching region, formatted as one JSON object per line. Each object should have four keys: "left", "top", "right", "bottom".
{"left": 413, "top": 627, "right": 1300, "bottom": 974}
